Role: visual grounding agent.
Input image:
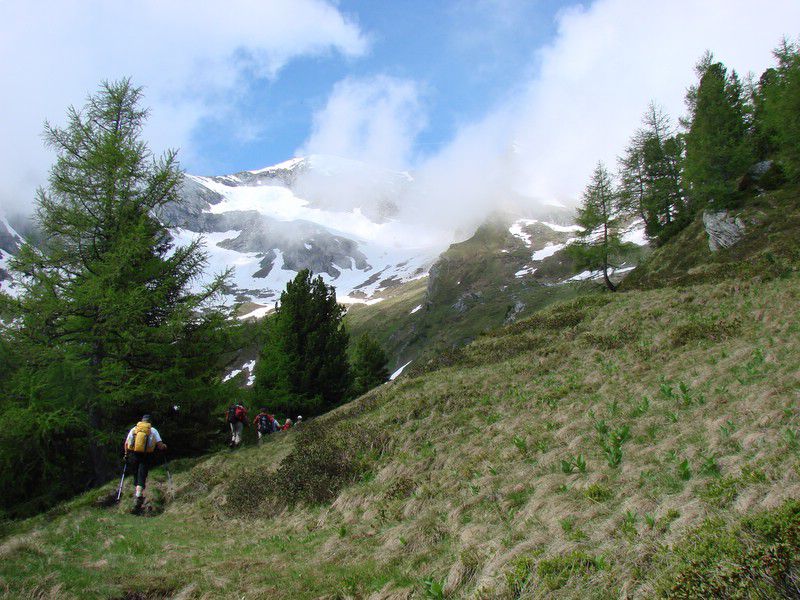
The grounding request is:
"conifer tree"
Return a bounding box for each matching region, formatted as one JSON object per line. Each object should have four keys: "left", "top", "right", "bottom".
{"left": 757, "top": 39, "right": 800, "bottom": 181}
{"left": 683, "top": 53, "right": 754, "bottom": 209}
{"left": 618, "top": 103, "right": 685, "bottom": 243}
{"left": 2, "top": 80, "right": 231, "bottom": 501}
{"left": 351, "top": 333, "right": 390, "bottom": 397}
{"left": 254, "top": 269, "right": 350, "bottom": 416}
{"left": 566, "top": 162, "right": 628, "bottom": 292}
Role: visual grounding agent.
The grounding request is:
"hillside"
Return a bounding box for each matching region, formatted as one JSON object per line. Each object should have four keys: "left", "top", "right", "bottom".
{"left": 345, "top": 216, "right": 647, "bottom": 373}
{"left": 2, "top": 189, "right": 799, "bottom": 598}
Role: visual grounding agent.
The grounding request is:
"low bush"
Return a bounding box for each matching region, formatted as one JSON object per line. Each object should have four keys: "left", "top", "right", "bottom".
{"left": 668, "top": 316, "right": 741, "bottom": 347}
{"left": 225, "top": 419, "right": 386, "bottom": 513}
{"left": 660, "top": 499, "right": 800, "bottom": 598}
{"left": 537, "top": 551, "right": 606, "bottom": 590}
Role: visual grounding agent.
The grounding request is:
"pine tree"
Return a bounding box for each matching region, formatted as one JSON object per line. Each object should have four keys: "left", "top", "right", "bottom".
{"left": 566, "top": 162, "right": 628, "bottom": 292}
{"left": 3, "top": 80, "right": 231, "bottom": 498}
{"left": 351, "top": 334, "right": 390, "bottom": 397}
{"left": 254, "top": 269, "right": 350, "bottom": 416}
{"left": 683, "top": 53, "right": 754, "bottom": 209}
{"left": 757, "top": 38, "right": 800, "bottom": 181}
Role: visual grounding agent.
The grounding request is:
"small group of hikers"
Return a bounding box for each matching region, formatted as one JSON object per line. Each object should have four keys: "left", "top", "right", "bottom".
{"left": 121, "top": 407, "right": 300, "bottom": 512}
{"left": 225, "top": 403, "right": 301, "bottom": 448}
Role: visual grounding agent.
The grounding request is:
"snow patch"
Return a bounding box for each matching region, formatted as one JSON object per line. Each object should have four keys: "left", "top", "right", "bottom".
{"left": 243, "top": 360, "right": 257, "bottom": 386}
{"left": 223, "top": 369, "right": 242, "bottom": 382}
{"left": 249, "top": 157, "right": 304, "bottom": 174}
{"left": 238, "top": 305, "right": 275, "bottom": 320}
{"left": 390, "top": 361, "right": 412, "bottom": 380}
{"left": 621, "top": 220, "right": 649, "bottom": 246}
{"left": 410, "top": 304, "right": 423, "bottom": 314}
{"left": 531, "top": 243, "right": 565, "bottom": 261}
{"left": 515, "top": 267, "right": 537, "bottom": 278}
{"left": 508, "top": 222, "right": 532, "bottom": 246}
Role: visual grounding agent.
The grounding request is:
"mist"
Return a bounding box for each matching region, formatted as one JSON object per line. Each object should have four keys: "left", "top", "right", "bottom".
{"left": 299, "top": 0, "right": 800, "bottom": 236}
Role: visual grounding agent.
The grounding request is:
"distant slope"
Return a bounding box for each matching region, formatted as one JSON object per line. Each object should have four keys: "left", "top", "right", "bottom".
{"left": 346, "top": 215, "right": 647, "bottom": 373}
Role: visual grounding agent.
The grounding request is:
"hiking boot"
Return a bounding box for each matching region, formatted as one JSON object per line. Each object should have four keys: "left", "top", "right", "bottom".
{"left": 131, "top": 496, "right": 144, "bottom": 513}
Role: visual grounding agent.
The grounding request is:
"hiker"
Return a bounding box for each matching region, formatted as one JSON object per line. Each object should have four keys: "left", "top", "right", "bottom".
{"left": 296, "top": 415, "right": 303, "bottom": 426}
{"left": 226, "top": 403, "right": 248, "bottom": 447}
{"left": 123, "top": 414, "right": 167, "bottom": 512}
{"left": 281, "top": 418, "right": 293, "bottom": 431}
{"left": 253, "top": 407, "right": 276, "bottom": 444}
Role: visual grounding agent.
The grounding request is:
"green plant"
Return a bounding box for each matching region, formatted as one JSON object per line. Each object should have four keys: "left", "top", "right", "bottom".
{"left": 700, "top": 454, "right": 721, "bottom": 477}
{"left": 512, "top": 435, "right": 528, "bottom": 455}
{"left": 608, "top": 399, "right": 620, "bottom": 416}
{"left": 505, "top": 553, "right": 540, "bottom": 598}
{"left": 585, "top": 483, "right": 613, "bottom": 503}
{"left": 574, "top": 454, "right": 587, "bottom": 473}
{"left": 621, "top": 510, "right": 638, "bottom": 537}
{"left": 537, "top": 551, "right": 606, "bottom": 590}
{"left": 560, "top": 515, "right": 588, "bottom": 541}
{"left": 719, "top": 419, "right": 736, "bottom": 438}
{"left": 605, "top": 444, "right": 623, "bottom": 468}
{"left": 631, "top": 397, "right": 650, "bottom": 417}
{"left": 678, "top": 459, "right": 692, "bottom": 481}
{"left": 422, "top": 576, "right": 445, "bottom": 599}
{"left": 785, "top": 428, "right": 800, "bottom": 450}
{"left": 561, "top": 454, "right": 587, "bottom": 474}
{"left": 644, "top": 513, "right": 656, "bottom": 529}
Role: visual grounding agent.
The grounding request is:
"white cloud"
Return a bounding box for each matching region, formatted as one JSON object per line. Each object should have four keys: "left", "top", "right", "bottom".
{"left": 298, "top": 75, "right": 426, "bottom": 170}
{"left": 412, "top": 0, "right": 800, "bottom": 225}
{"left": 0, "top": 0, "right": 368, "bottom": 216}
{"left": 508, "top": 0, "right": 800, "bottom": 204}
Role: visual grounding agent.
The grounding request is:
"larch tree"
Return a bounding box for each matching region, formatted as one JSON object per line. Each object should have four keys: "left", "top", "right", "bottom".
{"left": 2, "top": 79, "right": 231, "bottom": 508}
{"left": 567, "top": 162, "right": 629, "bottom": 292}
{"left": 618, "top": 103, "right": 686, "bottom": 244}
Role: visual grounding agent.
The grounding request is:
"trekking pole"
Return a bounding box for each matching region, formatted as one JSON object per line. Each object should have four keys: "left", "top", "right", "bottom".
{"left": 163, "top": 455, "right": 173, "bottom": 486}
{"left": 115, "top": 459, "right": 127, "bottom": 502}
{"left": 163, "top": 454, "right": 174, "bottom": 498}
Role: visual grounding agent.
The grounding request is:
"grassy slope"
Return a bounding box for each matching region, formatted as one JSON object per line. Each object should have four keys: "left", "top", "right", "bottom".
{"left": 2, "top": 191, "right": 800, "bottom": 599}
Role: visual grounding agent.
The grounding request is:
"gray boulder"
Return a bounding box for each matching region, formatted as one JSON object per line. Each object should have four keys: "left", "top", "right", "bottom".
{"left": 702, "top": 210, "right": 746, "bottom": 252}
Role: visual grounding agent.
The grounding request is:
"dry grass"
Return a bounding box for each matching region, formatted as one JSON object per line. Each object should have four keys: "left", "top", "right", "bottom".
{"left": 1, "top": 274, "right": 800, "bottom": 598}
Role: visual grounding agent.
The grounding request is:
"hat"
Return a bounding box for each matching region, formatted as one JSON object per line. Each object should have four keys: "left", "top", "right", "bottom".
{"left": 141, "top": 414, "right": 152, "bottom": 422}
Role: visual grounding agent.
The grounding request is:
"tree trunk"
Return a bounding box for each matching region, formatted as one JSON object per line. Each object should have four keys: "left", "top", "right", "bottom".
{"left": 602, "top": 210, "right": 617, "bottom": 292}
{"left": 602, "top": 266, "right": 618, "bottom": 292}
{"left": 87, "top": 339, "right": 111, "bottom": 485}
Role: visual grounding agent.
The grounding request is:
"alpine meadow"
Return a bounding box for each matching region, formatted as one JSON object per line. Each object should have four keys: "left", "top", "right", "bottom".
{"left": 1, "top": 4, "right": 800, "bottom": 600}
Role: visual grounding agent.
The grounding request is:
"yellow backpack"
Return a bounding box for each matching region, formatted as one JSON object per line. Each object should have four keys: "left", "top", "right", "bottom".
{"left": 132, "top": 422, "right": 153, "bottom": 453}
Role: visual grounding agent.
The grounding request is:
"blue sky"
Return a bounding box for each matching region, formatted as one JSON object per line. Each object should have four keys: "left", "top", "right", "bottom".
{"left": 1, "top": 0, "right": 799, "bottom": 216}
{"left": 191, "top": 0, "right": 581, "bottom": 175}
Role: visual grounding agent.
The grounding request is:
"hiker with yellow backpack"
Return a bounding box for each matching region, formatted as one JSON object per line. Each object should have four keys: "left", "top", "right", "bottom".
{"left": 123, "top": 414, "right": 167, "bottom": 512}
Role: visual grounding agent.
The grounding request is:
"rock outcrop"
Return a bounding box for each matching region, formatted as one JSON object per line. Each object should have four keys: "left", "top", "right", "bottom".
{"left": 702, "top": 210, "right": 746, "bottom": 252}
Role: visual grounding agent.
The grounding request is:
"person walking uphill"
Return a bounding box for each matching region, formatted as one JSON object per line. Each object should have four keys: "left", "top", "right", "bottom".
{"left": 226, "top": 403, "right": 248, "bottom": 448}
{"left": 124, "top": 414, "right": 167, "bottom": 513}
{"left": 253, "top": 408, "right": 278, "bottom": 444}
